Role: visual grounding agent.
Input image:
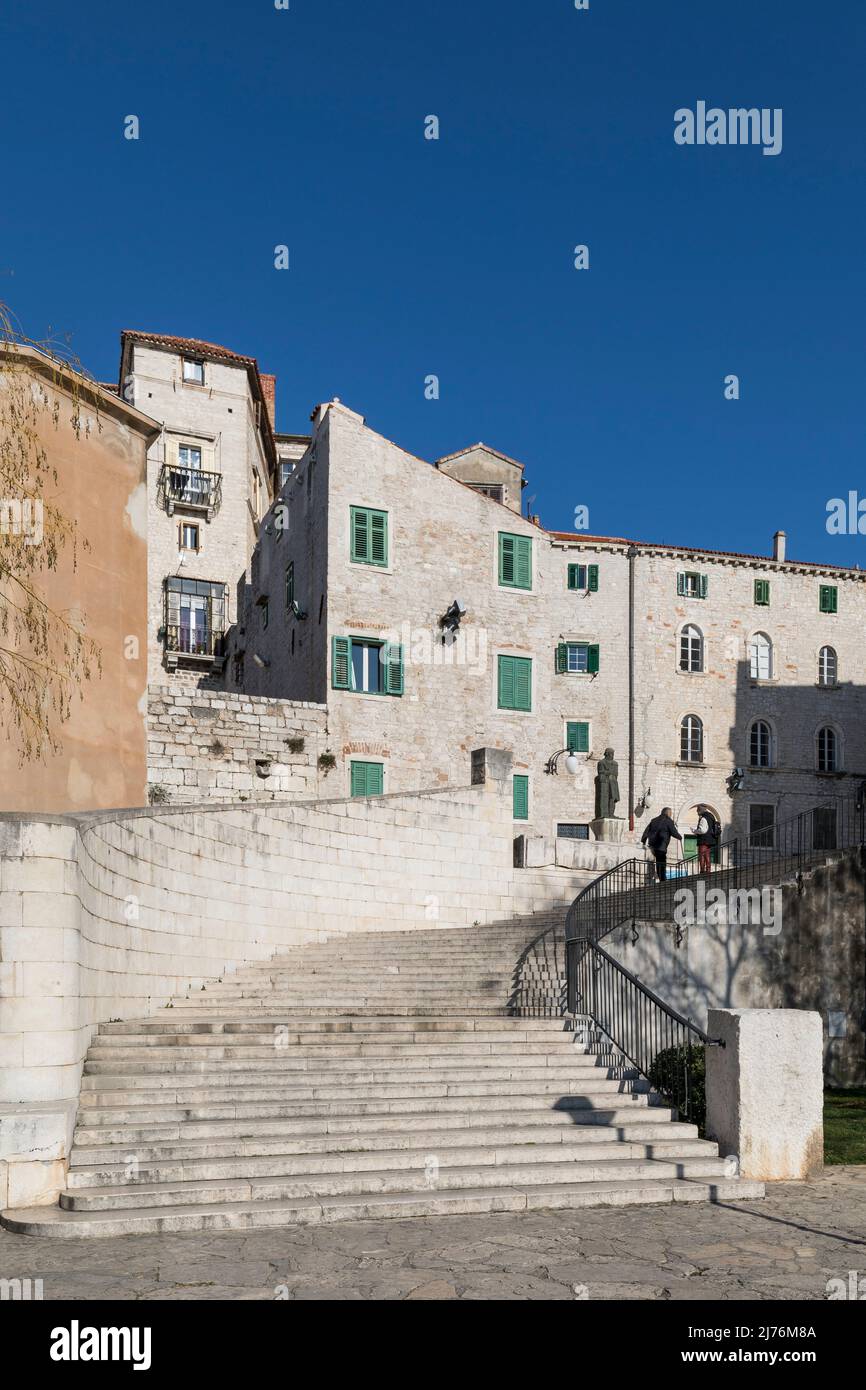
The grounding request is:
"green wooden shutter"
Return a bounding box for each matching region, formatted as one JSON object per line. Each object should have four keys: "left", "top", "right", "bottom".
{"left": 587, "top": 644, "right": 600, "bottom": 674}
{"left": 498, "top": 655, "right": 514, "bottom": 708}
{"left": 699, "top": 574, "right": 708, "bottom": 599}
{"left": 515, "top": 536, "right": 532, "bottom": 589}
{"left": 514, "top": 657, "right": 532, "bottom": 710}
{"left": 366, "top": 762, "right": 384, "bottom": 795}
{"left": 383, "top": 642, "right": 404, "bottom": 696}
{"left": 512, "top": 774, "right": 529, "bottom": 821}
{"left": 676, "top": 572, "right": 686, "bottom": 596}
{"left": 332, "top": 636, "right": 351, "bottom": 689}
{"left": 588, "top": 564, "right": 599, "bottom": 592}
{"left": 369, "top": 511, "right": 388, "bottom": 566}
{"left": 350, "top": 760, "right": 384, "bottom": 797}
{"left": 555, "top": 642, "right": 568, "bottom": 674}
{"left": 820, "top": 585, "right": 837, "bottom": 613}
{"left": 566, "top": 721, "right": 589, "bottom": 753}
{"left": 499, "top": 533, "right": 515, "bottom": 585}
{"left": 755, "top": 578, "right": 769, "bottom": 606}
{"left": 567, "top": 564, "right": 581, "bottom": 590}
{"left": 350, "top": 507, "right": 368, "bottom": 562}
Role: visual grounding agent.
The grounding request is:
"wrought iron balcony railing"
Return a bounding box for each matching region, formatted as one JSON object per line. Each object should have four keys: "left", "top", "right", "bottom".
{"left": 158, "top": 465, "right": 222, "bottom": 518}
{"left": 164, "top": 624, "right": 225, "bottom": 661}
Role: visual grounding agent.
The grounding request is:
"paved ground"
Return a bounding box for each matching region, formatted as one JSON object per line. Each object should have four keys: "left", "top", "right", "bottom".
{"left": 1, "top": 1167, "right": 864, "bottom": 1301}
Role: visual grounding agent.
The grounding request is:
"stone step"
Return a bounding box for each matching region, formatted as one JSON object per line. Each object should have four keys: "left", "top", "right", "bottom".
{"left": 86, "top": 1038, "right": 592, "bottom": 1059}
{"left": 76, "top": 1092, "right": 665, "bottom": 1126}
{"left": 66, "top": 1138, "right": 719, "bottom": 1187}
{"left": 97, "top": 1016, "right": 575, "bottom": 1036}
{"left": 2, "top": 1176, "right": 765, "bottom": 1237}
{"left": 160, "top": 1002, "right": 522, "bottom": 1015}
{"left": 58, "top": 1155, "right": 742, "bottom": 1210}
{"left": 2, "top": 1175, "right": 765, "bottom": 1237}
{"left": 71, "top": 1118, "right": 700, "bottom": 1156}
{"left": 75, "top": 1095, "right": 669, "bottom": 1127}
{"left": 79, "top": 1070, "right": 649, "bottom": 1098}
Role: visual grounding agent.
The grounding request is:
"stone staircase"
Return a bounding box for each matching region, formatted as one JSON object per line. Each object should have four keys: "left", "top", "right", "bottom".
{"left": 2, "top": 921, "right": 763, "bottom": 1237}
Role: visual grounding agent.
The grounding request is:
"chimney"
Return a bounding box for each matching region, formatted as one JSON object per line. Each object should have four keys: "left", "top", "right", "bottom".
{"left": 259, "top": 373, "right": 276, "bottom": 431}
{"left": 773, "top": 530, "right": 786, "bottom": 562}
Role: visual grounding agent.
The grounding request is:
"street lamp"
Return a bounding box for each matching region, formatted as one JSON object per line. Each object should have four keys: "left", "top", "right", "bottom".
{"left": 545, "top": 748, "right": 581, "bottom": 776}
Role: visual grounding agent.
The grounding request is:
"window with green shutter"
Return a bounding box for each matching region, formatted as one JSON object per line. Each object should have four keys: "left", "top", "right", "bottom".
{"left": 677, "top": 571, "right": 708, "bottom": 598}
{"left": 567, "top": 563, "right": 599, "bottom": 592}
{"left": 566, "top": 721, "right": 590, "bottom": 753}
{"left": 498, "top": 532, "right": 532, "bottom": 590}
{"left": 497, "top": 654, "right": 532, "bottom": 711}
{"left": 331, "top": 636, "right": 403, "bottom": 696}
{"left": 350, "top": 761, "right": 384, "bottom": 798}
{"left": 512, "top": 774, "right": 529, "bottom": 821}
{"left": 819, "top": 585, "right": 838, "bottom": 614}
{"left": 556, "top": 643, "right": 599, "bottom": 675}
{"left": 754, "top": 578, "right": 770, "bottom": 606}
{"left": 350, "top": 507, "right": 388, "bottom": 567}
{"left": 285, "top": 562, "right": 294, "bottom": 608}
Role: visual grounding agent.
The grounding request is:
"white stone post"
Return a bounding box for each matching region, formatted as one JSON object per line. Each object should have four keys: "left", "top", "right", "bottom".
{"left": 705, "top": 1008, "right": 824, "bottom": 1180}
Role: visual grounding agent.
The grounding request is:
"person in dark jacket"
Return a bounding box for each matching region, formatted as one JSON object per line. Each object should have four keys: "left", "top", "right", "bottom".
{"left": 640, "top": 807, "right": 682, "bottom": 881}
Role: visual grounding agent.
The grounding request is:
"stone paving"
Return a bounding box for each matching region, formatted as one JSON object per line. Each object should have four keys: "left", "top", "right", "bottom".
{"left": 1, "top": 1167, "right": 864, "bottom": 1301}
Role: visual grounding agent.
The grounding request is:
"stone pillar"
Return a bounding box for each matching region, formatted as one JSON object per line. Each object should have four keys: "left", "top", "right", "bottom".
{"left": 470, "top": 747, "right": 512, "bottom": 789}
{"left": 705, "top": 1008, "right": 823, "bottom": 1180}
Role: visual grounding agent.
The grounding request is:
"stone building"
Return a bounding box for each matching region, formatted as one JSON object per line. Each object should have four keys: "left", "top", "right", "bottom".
{"left": 118, "top": 331, "right": 282, "bottom": 687}
{"left": 240, "top": 398, "right": 866, "bottom": 850}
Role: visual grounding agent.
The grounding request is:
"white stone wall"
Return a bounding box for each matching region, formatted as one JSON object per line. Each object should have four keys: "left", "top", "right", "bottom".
{"left": 146, "top": 687, "right": 328, "bottom": 804}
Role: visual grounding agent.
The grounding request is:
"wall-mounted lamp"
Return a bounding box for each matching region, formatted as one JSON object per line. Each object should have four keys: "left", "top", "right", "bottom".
{"left": 291, "top": 599, "right": 308, "bottom": 621}
{"left": 636, "top": 786, "right": 652, "bottom": 815}
{"left": 545, "top": 748, "right": 582, "bottom": 776}
{"left": 726, "top": 767, "right": 745, "bottom": 795}
{"left": 251, "top": 653, "right": 270, "bottom": 669}
{"left": 440, "top": 598, "right": 467, "bottom": 645}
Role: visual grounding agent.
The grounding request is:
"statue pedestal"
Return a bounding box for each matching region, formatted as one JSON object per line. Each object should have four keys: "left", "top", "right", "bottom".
{"left": 591, "top": 817, "right": 627, "bottom": 843}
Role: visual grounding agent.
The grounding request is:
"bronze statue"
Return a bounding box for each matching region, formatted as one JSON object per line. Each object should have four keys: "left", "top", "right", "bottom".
{"left": 595, "top": 748, "right": 620, "bottom": 819}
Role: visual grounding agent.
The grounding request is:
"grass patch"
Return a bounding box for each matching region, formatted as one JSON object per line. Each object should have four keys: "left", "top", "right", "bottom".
{"left": 824, "top": 1088, "right": 866, "bottom": 1165}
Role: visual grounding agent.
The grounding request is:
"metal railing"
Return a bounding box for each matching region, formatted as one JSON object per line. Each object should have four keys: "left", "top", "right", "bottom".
{"left": 164, "top": 624, "right": 225, "bottom": 659}
{"left": 512, "top": 796, "right": 866, "bottom": 1120}
{"left": 571, "top": 941, "right": 719, "bottom": 1123}
{"left": 158, "top": 465, "right": 222, "bottom": 515}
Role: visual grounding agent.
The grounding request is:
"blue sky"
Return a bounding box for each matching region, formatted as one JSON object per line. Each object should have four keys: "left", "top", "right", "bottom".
{"left": 2, "top": 0, "right": 864, "bottom": 564}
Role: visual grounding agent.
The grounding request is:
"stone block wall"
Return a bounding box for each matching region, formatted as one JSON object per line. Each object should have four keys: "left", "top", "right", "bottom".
{"left": 147, "top": 687, "right": 330, "bottom": 804}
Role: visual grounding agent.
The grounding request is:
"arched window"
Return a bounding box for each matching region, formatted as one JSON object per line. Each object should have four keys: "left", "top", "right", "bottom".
{"left": 749, "top": 720, "right": 772, "bottom": 768}
{"left": 680, "top": 714, "right": 703, "bottom": 763}
{"left": 817, "top": 727, "right": 838, "bottom": 773}
{"left": 679, "top": 624, "right": 704, "bottom": 672}
{"left": 818, "top": 646, "right": 837, "bottom": 687}
{"left": 749, "top": 632, "right": 773, "bottom": 680}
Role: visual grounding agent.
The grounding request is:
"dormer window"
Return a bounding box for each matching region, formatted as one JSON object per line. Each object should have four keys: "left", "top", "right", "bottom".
{"left": 182, "top": 358, "right": 205, "bottom": 385}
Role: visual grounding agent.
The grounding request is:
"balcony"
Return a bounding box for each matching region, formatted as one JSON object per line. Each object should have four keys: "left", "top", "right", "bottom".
{"left": 158, "top": 465, "right": 222, "bottom": 520}
{"left": 164, "top": 623, "right": 226, "bottom": 672}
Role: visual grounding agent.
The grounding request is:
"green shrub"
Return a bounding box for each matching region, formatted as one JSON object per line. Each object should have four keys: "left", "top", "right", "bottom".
{"left": 648, "top": 1044, "right": 707, "bottom": 1131}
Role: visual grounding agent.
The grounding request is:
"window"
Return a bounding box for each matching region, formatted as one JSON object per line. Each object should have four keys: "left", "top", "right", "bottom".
{"left": 677, "top": 571, "right": 708, "bottom": 599}
{"left": 567, "top": 564, "right": 599, "bottom": 592}
{"left": 331, "top": 637, "right": 404, "bottom": 695}
{"left": 748, "top": 803, "right": 775, "bottom": 849}
{"left": 557, "top": 824, "right": 591, "bottom": 840}
{"left": 819, "top": 585, "right": 838, "bottom": 614}
{"left": 817, "top": 726, "right": 838, "bottom": 772}
{"left": 468, "top": 483, "right": 504, "bottom": 502}
{"left": 182, "top": 359, "right": 204, "bottom": 385}
{"left": 680, "top": 624, "right": 703, "bottom": 672}
{"left": 498, "top": 532, "right": 532, "bottom": 590}
{"left": 279, "top": 458, "right": 294, "bottom": 488}
{"left": 164, "top": 578, "right": 227, "bottom": 659}
{"left": 497, "top": 654, "right": 532, "bottom": 711}
{"left": 566, "top": 721, "right": 590, "bottom": 753}
{"left": 754, "top": 579, "right": 770, "bottom": 606}
{"left": 749, "top": 720, "right": 772, "bottom": 767}
{"left": 555, "top": 642, "right": 599, "bottom": 674}
{"left": 259, "top": 598, "right": 269, "bottom": 630}
{"left": 350, "top": 507, "right": 388, "bottom": 567}
{"left": 285, "top": 563, "right": 294, "bottom": 608}
{"left": 818, "top": 646, "right": 837, "bottom": 686}
{"left": 680, "top": 714, "right": 703, "bottom": 763}
{"left": 749, "top": 632, "right": 773, "bottom": 680}
{"left": 178, "top": 443, "right": 202, "bottom": 470}
{"left": 512, "top": 774, "right": 529, "bottom": 821}
{"left": 179, "top": 522, "right": 199, "bottom": 551}
{"left": 350, "top": 761, "right": 384, "bottom": 798}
